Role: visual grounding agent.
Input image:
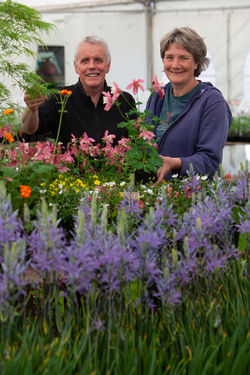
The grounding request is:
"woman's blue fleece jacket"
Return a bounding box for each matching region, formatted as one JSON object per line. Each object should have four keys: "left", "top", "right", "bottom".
{"left": 147, "top": 82, "right": 232, "bottom": 179}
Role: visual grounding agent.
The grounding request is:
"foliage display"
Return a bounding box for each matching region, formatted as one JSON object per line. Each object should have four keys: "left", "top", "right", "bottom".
{"left": 0, "top": 132, "right": 249, "bottom": 373}
{"left": 228, "top": 115, "right": 250, "bottom": 141}
{"left": 0, "top": 0, "right": 55, "bottom": 110}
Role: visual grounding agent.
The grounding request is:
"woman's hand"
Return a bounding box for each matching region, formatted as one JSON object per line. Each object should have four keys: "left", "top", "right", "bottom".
{"left": 154, "top": 155, "right": 182, "bottom": 184}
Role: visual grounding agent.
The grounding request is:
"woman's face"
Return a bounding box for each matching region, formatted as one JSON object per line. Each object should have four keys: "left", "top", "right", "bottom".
{"left": 163, "top": 43, "right": 198, "bottom": 92}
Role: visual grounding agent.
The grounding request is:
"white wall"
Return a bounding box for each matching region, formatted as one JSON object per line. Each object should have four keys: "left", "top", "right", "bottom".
{"left": 63, "top": 12, "right": 147, "bottom": 91}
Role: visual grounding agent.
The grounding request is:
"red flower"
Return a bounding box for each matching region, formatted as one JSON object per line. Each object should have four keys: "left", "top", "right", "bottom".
{"left": 225, "top": 174, "right": 232, "bottom": 182}
{"left": 137, "top": 199, "right": 145, "bottom": 209}
{"left": 60, "top": 89, "right": 72, "bottom": 95}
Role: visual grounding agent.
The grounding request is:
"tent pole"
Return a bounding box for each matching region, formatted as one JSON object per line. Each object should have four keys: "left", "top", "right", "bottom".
{"left": 226, "top": 11, "right": 232, "bottom": 106}
{"left": 145, "top": 1, "right": 153, "bottom": 89}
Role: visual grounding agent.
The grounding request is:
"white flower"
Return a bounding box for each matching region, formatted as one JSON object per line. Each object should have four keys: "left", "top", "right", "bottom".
{"left": 103, "top": 181, "right": 116, "bottom": 187}
{"left": 146, "top": 188, "right": 153, "bottom": 195}
{"left": 172, "top": 174, "right": 179, "bottom": 178}
{"left": 201, "top": 175, "right": 208, "bottom": 180}
{"left": 120, "top": 181, "right": 126, "bottom": 186}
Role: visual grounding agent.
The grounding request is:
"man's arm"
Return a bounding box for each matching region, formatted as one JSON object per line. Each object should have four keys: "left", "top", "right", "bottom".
{"left": 21, "top": 92, "right": 47, "bottom": 134}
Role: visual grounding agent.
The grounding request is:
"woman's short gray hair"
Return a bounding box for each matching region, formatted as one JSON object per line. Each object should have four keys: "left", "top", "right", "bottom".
{"left": 160, "top": 27, "right": 210, "bottom": 77}
{"left": 74, "top": 35, "right": 111, "bottom": 65}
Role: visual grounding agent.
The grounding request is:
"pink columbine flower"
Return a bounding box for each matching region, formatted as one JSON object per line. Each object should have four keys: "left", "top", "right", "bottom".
{"left": 102, "top": 91, "right": 114, "bottom": 111}
{"left": 138, "top": 127, "right": 155, "bottom": 141}
{"left": 133, "top": 117, "right": 142, "bottom": 130}
{"left": 102, "top": 130, "right": 116, "bottom": 145}
{"left": 79, "top": 132, "right": 95, "bottom": 155}
{"left": 126, "top": 79, "right": 144, "bottom": 95}
{"left": 111, "top": 82, "right": 121, "bottom": 101}
{"left": 152, "top": 75, "right": 165, "bottom": 99}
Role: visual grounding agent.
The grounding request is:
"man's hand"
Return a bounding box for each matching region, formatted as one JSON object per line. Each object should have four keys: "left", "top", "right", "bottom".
{"left": 154, "top": 155, "right": 182, "bottom": 184}
{"left": 24, "top": 92, "right": 47, "bottom": 112}
{"left": 22, "top": 92, "right": 47, "bottom": 134}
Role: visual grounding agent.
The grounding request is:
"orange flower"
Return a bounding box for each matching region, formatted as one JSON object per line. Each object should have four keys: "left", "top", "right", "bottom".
{"left": 225, "top": 174, "right": 232, "bottom": 182}
{"left": 60, "top": 89, "right": 72, "bottom": 95}
{"left": 20, "top": 185, "right": 32, "bottom": 198}
{"left": 3, "top": 108, "right": 14, "bottom": 115}
{"left": 3, "top": 131, "right": 14, "bottom": 143}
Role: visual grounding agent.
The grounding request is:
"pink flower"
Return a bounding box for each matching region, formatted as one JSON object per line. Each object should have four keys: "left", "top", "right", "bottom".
{"left": 152, "top": 75, "right": 165, "bottom": 99}
{"left": 102, "top": 91, "right": 114, "bottom": 111}
{"left": 89, "top": 144, "right": 101, "bottom": 157}
{"left": 111, "top": 82, "right": 121, "bottom": 101}
{"left": 138, "top": 127, "right": 155, "bottom": 141}
{"left": 118, "top": 137, "right": 131, "bottom": 147}
{"left": 126, "top": 79, "right": 144, "bottom": 95}
{"left": 133, "top": 117, "right": 142, "bottom": 130}
{"left": 70, "top": 134, "right": 79, "bottom": 156}
{"left": 102, "top": 130, "right": 116, "bottom": 145}
{"left": 4, "top": 176, "right": 13, "bottom": 182}
{"left": 79, "top": 132, "right": 95, "bottom": 155}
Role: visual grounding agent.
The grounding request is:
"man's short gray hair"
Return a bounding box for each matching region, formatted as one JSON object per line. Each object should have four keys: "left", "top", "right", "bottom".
{"left": 74, "top": 35, "right": 111, "bottom": 65}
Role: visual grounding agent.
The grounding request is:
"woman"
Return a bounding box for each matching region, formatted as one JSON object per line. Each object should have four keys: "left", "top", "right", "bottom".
{"left": 148, "top": 27, "right": 232, "bottom": 182}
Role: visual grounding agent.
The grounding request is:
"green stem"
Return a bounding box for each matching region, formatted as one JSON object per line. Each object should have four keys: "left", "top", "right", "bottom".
{"left": 114, "top": 101, "right": 129, "bottom": 122}
{"left": 52, "top": 95, "right": 69, "bottom": 163}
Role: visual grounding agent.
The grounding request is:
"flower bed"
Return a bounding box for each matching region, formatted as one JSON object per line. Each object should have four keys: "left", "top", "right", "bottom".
{"left": 0, "top": 130, "right": 249, "bottom": 373}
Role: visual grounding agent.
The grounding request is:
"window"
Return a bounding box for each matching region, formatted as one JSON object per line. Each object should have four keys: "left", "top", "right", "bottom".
{"left": 36, "top": 46, "right": 65, "bottom": 87}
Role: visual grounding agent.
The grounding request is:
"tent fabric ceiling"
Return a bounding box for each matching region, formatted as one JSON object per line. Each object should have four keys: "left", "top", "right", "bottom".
{"left": 14, "top": 0, "right": 250, "bottom": 13}
{"left": 7, "top": 0, "right": 250, "bottom": 106}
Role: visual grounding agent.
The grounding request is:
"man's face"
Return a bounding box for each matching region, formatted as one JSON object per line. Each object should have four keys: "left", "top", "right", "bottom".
{"left": 74, "top": 42, "right": 111, "bottom": 93}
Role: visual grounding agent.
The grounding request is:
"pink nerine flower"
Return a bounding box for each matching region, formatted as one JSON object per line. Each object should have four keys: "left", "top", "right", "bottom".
{"left": 126, "top": 79, "right": 144, "bottom": 95}
{"left": 152, "top": 75, "right": 165, "bottom": 99}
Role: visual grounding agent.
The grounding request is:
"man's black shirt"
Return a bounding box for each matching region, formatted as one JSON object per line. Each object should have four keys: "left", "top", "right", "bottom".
{"left": 35, "top": 79, "right": 135, "bottom": 147}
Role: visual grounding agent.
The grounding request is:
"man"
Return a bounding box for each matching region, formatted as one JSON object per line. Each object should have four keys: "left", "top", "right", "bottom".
{"left": 22, "top": 36, "right": 135, "bottom": 147}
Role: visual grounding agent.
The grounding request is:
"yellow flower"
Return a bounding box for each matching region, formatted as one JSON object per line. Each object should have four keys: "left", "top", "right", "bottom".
{"left": 94, "top": 180, "right": 101, "bottom": 186}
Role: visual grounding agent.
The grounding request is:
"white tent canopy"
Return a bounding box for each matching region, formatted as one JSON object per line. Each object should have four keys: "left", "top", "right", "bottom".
{"left": 9, "top": 0, "right": 250, "bottom": 115}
